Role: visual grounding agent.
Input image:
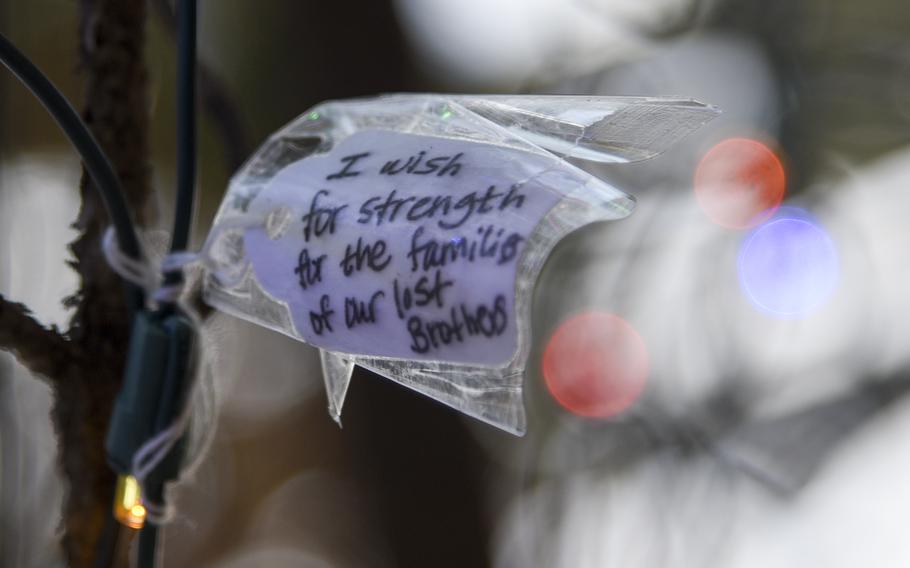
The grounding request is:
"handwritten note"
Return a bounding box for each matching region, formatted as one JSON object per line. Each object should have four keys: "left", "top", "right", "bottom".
{"left": 204, "top": 94, "right": 715, "bottom": 434}
{"left": 243, "top": 130, "right": 565, "bottom": 366}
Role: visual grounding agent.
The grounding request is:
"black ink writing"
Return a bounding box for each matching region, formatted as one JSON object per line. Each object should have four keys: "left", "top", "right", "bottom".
{"left": 308, "top": 294, "right": 335, "bottom": 335}
{"left": 356, "top": 184, "right": 526, "bottom": 229}
{"left": 380, "top": 151, "right": 463, "bottom": 177}
{"left": 326, "top": 152, "right": 371, "bottom": 180}
{"left": 301, "top": 189, "right": 347, "bottom": 242}
{"left": 344, "top": 290, "right": 385, "bottom": 328}
{"left": 406, "top": 225, "right": 524, "bottom": 271}
{"left": 392, "top": 269, "right": 455, "bottom": 319}
{"left": 281, "top": 142, "right": 538, "bottom": 358}
{"left": 357, "top": 190, "right": 415, "bottom": 226}
{"left": 293, "top": 248, "right": 327, "bottom": 290}
{"left": 406, "top": 295, "right": 508, "bottom": 354}
{"left": 339, "top": 237, "right": 392, "bottom": 276}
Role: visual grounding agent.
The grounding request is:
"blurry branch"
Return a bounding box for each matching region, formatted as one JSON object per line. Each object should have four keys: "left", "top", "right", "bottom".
{"left": 0, "top": 0, "right": 154, "bottom": 566}
{"left": 49, "top": 0, "right": 154, "bottom": 565}
{"left": 152, "top": 0, "right": 251, "bottom": 171}
{"left": 0, "top": 0, "right": 227, "bottom": 564}
{"left": 0, "top": 0, "right": 248, "bottom": 560}
{"left": 0, "top": 294, "right": 80, "bottom": 380}
{"left": 713, "top": 376, "right": 910, "bottom": 495}
{"left": 1, "top": 0, "right": 258, "bottom": 564}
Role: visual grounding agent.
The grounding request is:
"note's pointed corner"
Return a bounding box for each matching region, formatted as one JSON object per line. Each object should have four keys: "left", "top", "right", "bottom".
{"left": 320, "top": 349, "right": 354, "bottom": 427}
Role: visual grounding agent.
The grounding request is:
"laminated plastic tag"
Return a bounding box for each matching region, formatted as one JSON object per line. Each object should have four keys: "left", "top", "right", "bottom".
{"left": 202, "top": 94, "right": 718, "bottom": 434}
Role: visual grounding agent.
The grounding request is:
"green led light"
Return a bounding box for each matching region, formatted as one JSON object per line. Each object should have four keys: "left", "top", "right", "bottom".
{"left": 308, "top": 111, "right": 321, "bottom": 120}
{"left": 440, "top": 109, "right": 453, "bottom": 120}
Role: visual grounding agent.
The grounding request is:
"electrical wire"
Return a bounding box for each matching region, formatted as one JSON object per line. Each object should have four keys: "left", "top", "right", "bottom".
{"left": 2, "top": 6, "right": 199, "bottom": 567}
{"left": 159, "top": 0, "right": 196, "bottom": 302}
{"left": 138, "top": 1, "right": 198, "bottom": 566}
{"left": 92, "top": 512, "right": 122, "bottom": 568}
{"left": 2, "top": 0, "right": 202, "bottom": 563}
{"left": 170, "top": 0, "right": 197, "bottom": 264}
{"left": 0, "top": 29, "right": 147, "bottom": 568}
{"left": 0, "top": 32, "right": 144, "bottom": 311}
{"left": 137, "top": 524, "right": 158, "bottom": 568}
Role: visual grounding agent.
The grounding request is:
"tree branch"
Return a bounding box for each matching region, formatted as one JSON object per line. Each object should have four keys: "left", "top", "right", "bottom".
{"left": 49, "top": 1, "right": 154, "bottom": 566}
{"left": 0, "top": 294, "right": 80, "bottom": 380}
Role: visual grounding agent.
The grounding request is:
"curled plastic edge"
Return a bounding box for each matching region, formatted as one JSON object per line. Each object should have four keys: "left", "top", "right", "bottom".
{"left": 202, "top": 94, "right": 720, "bottom": 435}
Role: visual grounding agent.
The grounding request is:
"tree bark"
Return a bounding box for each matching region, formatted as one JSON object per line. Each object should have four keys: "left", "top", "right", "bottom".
{"left": 55, "top": 1, "right": 151, "bottom": 566}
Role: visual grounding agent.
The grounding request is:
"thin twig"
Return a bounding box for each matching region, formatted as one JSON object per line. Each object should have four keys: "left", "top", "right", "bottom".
{"left": 0, "top": 294, "right": 80, "bottom": 380}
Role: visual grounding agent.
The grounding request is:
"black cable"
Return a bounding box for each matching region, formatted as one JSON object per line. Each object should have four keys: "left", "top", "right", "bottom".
{"left": 2, "top": 10, "right": 199, "bottom": 568}
{"left": 0, "top": 32, "right": 145, "bottom": 313}
{"left": 92, "top": 511, "right": 122, "bottom": 568}
{"left": 163, "top": 0, "right": 197, "bottom": 292}
{"left": 0, "top": 29, "right": 146, "bottom": 568}
{"left": 0, "top": 33, "right": 144, "bottom": 269}
{"left": 173, "top": 0, "right": 196, "bottom": 252}
{"left": 137, "top": 1, "right": 197, "bottom": 566}
{"left": 137, "top": 524, "right": 158, "bottom": 568}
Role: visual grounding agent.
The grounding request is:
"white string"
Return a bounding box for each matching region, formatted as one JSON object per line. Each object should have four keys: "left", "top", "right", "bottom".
{"left": 131, "top": 406, "right": 192, "bottom": 524}
{"left": 102, "top": 226, "right": 211, "bottom": 523}
{"left": 102, "top": 228, "right": 159, "bottom": 294}
{"left": 132, "top": 411, "right": 191, "bottom": 482}
{"left": 179, "top": 334, "right": 219, "bottom": 476}
{"left": 130, "top": 346, "right": 219, "bottom": 525}
{"left": 103, "top": 217, "right": 263, "bottom": 522}
{"left": 102, "top": 227, "right": 201, "bottom": 307}
{"left": 103, "top": 214, "right": 262, "bottom": 298}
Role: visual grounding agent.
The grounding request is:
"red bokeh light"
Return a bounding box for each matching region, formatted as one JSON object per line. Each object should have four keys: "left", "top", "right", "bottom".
{"left": 542, "top": 312, "right": 648, "bottom": 419}
{"left": 694, "top": 137, "right": 786, "bottom": 229}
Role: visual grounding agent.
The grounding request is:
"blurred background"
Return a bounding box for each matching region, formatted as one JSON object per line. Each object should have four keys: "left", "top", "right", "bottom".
{"left": 3, "top": 0, "right": 910, "bottom": 566}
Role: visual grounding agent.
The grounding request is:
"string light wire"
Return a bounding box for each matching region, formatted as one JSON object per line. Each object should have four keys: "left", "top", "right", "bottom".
{"left": 0, "top": 2, "right": 200, "bottom": 565}
{"left": 0, "top": 31, "right": 146, "bottom": 311}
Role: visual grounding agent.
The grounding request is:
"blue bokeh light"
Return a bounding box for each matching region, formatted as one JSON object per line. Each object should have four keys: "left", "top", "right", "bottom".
{"left": 737, "top": 208, "right": 839, "bottom": 317}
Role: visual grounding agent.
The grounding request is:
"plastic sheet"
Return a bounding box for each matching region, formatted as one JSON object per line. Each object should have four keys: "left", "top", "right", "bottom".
{"left": 202, "top": 94, "right": 718, "bottom": 434}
